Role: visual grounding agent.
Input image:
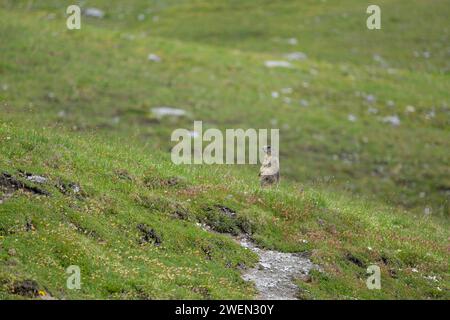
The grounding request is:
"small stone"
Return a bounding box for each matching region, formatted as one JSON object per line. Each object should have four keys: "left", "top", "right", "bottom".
{"left": 382, "top": 115, "right": 401, "bottom": 126}
{"left": 348, "top": 114, "right": 357, "bottom": 122}
{"left": 148, "top": 53, "right": 162, "bottom": 62}
{"left": 27, "top": 175, "right": 47, "bottom": 184}
{"left": 151, "top": 107, "right": 186, "bottom": 118}
{"left": 405, "top": 105, "right": 416, "bottom": 113}
{"left": 260, "top": 263, "right": 271, "bottom": 269}
{"left": 8, "top": 248, "right": 16, "bottom": 256}
{"left": 366, "top": 94, "right": 376, "bottom": 103}
{"left": 264, "top": 60, "right": 292, "bottom": 68}
{"left": 287, "top": 38, "right": 298, "bottom": 45}
{"left": 368, "top": 107, "right": 378, "bottom": 114}
{"left": 284, "top": 52, "right": 307, "bottom": 61}
{"left": 84, "top": 8, "right": 105, "bottom": 19}
{"left": 300, "top": 99, "right": 309, "bottom": 107}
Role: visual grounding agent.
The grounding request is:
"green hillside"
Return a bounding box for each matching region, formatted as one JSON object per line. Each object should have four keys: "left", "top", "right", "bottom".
{"left": 0, "top": 0, "right": 448, "bottom": 299}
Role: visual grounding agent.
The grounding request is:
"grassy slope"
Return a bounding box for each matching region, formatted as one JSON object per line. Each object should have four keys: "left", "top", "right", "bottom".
{"left": 1, "top": 0, "right": 449, "bottom": 217}
{"left": 0, "top": 122, "right": 448, "bottom": 299}
{"left": 0, "top": 1, "right": 449, "bottom": 299}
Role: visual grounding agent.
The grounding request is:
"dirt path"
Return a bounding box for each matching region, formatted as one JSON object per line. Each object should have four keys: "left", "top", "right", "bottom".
{"left": 238, "top": 237, "right": 317, "bottom": 300}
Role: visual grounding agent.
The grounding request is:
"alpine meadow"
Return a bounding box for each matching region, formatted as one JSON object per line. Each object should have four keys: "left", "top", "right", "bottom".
{"left": 0, "top": 0, "right": 448, "bottom": 301}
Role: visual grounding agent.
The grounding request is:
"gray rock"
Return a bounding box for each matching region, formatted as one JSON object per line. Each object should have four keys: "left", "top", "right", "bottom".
{"left": 284, "top": 52, "right": 307, "bottom": 61}
{"left": 151, "top": 107, "right": 187, "bottom": 118}
{"left": 27, "top": 175, "right": 47, "bottom": 184}
{"left": 84, "top": 8, "right": 105, "bottom": 19}
{"left": 264, "top": 61, "right": 292, "bottom": 68}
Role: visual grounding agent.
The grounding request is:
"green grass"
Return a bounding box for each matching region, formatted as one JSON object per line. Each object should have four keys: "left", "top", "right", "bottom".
{"left": 0, "top": 121, "right": 447, "bottom": 299}
{"left": 0, "top": 0, "right": 448, "bottom": 299}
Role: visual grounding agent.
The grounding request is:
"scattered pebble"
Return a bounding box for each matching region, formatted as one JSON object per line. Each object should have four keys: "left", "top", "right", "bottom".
{"left": 137, "top": 14, "right": 145, "bottom": 21}
{"left": 264, "top": 60, "right": 292, "bottom": 68}
{"left": 151, "top": 107, "right": 187, "bottom": 118}
{"left": 405, "top": 105, "right": 416, "bottom": 113}
{"left": 148, "top": 53, "right": 162, "bottom": 62}
{"left": 348, "top": 114, "right": 357, "bottom": 122}
{"left": 281, "top": 87, "right": 293, "bottom": 94}
{"left": 27, "top": 175, "right": 47, "bottom": 184}
{"left": 366, "top": 94, "right": 376, "bottom": 103}
{"left": 299, "top": 99, "right": 309, "bottom": 107}
{"left": 425, "top": 110, "right": 435, "bottom": 120}
{"left": 284, "top": 52, "right": 307, "bottom": 61}
{"left": 287, "top": 38, "right": 298, "bottom": 45}
{"left": 111, "top": 116, "right": 120, "bottom": 125}
{"left": 309, "top": 68, "right": 318, "bottom": 76}
{"left": 367, "top": 107, "right": 378, "bottom": 114}
{"left": 382, "top": 115, "right": 401, "bottom": 126}
{"left": 84, "top": 8, "right": 105, "bottom": 19}
{"left": 283, "top": 97, "right": 292, "bottom": 104}
{"left": 271, "top": 91, "right": 279, "bottom": 99}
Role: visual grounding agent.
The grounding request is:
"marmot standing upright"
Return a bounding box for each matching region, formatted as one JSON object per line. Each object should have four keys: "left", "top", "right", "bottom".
{"left": 259, "top": 145, "right": 280, "bottom": 187}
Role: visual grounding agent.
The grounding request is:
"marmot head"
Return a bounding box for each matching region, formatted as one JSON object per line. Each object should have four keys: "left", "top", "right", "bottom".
{"left": 262, "top": 145, "right": 271, "bottom": 155}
